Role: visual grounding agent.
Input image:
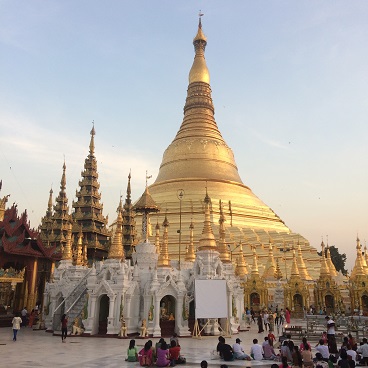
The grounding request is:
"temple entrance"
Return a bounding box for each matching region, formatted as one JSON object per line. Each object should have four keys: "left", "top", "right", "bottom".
{"left": 250, "top": 293, "right": 260, "bottom": 311}
{"left": 293, "top": 294, "right": 303, "bottom": 318}
{"left": 362, "top": 295, "right": 368, "bottom": 315}
{"left": 325, "top": 294, "right": 334, "bottom": 314}
{"left": 98, "top": 294, "right": 109, "bottom": 335}
{"left": 159, "top": 295, "right": 176, "bottom": 337}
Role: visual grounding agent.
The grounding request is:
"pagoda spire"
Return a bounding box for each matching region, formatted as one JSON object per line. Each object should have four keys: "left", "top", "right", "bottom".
{"left": 275, "top": 258, "right": 283, "bottom": 280}
{"left": 297, "top": 241, "right": 312, "bottom": 280}
{"left": 72, "top": 127, "right": 110, "bottom": 259}
{"left": 40, "top": 161, "right": 70, "bottom": 250}
{"left": 157, "top": 214, "right": 170, "bottom": 267}
{"left": 154, "top": 220, "right": 160, "bottom": 254}
{"left": 263, "top": 238, "right": 277, "bottom": 279}
{"left": 351, "top": 236, "right": 366, "bottom": 279}
{"left": 133, "top": 173, "right": 160, "bottom": 243}
{"left": 319, "top": 241, "right": 330, "bottom": 277}
{"left": 185, "top": 219, "right": 196, "bottom": 262}
{"left": 326, "top": 243, "right": 338, "bottom": 277}
{"left": 235, "top": 243, "right": 248, "bottom": 277}
{"left": 290, "top": 249, "right": 300, "bottom": 278}
{"left": 197, "top": 189, "right": 217, "bottom": 251}
{"left": 89, "top": 123, "right": 95, "bottom": 155}
{"left": 218, "top": 200, "right": 231, "bottom": 263}
{"left": 108, "top": 205, "right": 124, "bottom": 260}
{"left": 121, "top": 172, "right": 136, "bottom": 258}
{"left": 0, "top": 181, "right": 10, "bottom": 222}
{"left": 61, "top": 221, "right": 73, "bottom": 261}
{"left": 251, "top": 245, "right": 259, "bottom": 276}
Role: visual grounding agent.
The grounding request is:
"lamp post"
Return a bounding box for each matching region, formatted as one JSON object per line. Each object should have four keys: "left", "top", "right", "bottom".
{"left": 177, "top": 189, "right": 184, "bottom": 270}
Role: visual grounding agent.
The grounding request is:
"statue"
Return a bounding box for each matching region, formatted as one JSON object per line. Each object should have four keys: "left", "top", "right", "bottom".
{"left": 139, "top": 318, "right": 148, "bottom": 337}
{"left": 168, "top": 313, "right": 175, "bottom": 321}
{"left": 71, "top": 317, "right": 85, "bottom": 335}
{"left": 119, "top": 316, "right": 127, "bottom": 337}
{"left": 160, "top": 302, "right": 168, "bottom": 319}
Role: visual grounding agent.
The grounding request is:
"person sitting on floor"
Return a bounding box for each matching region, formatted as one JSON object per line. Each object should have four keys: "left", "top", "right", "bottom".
{"left": 126, "top": 339, "right": 138, "bottom": 362}
{"left": 156, "top": 341, "right": 170, "bottom": 367}
{"left": 263, "top": 337, "right": 277, "bottom": 360}
{"left": 250, "top": 338, "right": 263, "bottom": 361}
{"left": 232, "top": 338, "right": 251, "bottom": 360}
{"left": 139, "top": 340, "right": 153, "bottom": 366}
{"left": 169, "top": 340, "right": 186, "bottom": 365}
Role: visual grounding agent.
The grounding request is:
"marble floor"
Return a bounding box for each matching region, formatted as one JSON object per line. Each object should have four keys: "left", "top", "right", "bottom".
{"left": 0, "top": 321, "right": 304, "bottom": 368}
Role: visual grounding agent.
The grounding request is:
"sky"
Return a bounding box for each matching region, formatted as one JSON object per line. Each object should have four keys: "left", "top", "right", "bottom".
{"left": 1, "top": 1, "right": 367, "bottom": 271}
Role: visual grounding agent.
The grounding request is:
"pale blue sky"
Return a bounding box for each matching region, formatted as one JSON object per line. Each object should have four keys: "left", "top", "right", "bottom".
{"left": 1, "top": 1, "right": 367, "bottom": 270}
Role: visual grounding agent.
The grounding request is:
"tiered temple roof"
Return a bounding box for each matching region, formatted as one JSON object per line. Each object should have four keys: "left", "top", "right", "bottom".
{"left": 71, "top": 126, "right": 110, "bottom": 260}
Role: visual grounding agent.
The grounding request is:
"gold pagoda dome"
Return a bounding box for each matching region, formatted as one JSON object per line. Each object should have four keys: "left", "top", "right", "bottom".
{"left": 145, "top": 19, "right": 319, "bottom": 268}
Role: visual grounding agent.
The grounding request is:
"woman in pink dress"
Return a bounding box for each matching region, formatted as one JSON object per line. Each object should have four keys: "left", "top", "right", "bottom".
{"left": 285, "top": 308, "right": 291, "bottom": 324}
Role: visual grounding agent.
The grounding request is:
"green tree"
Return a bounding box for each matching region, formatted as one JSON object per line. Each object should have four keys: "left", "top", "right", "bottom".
{"left": 317, "top": 245, "right": 347, "bottom": 275}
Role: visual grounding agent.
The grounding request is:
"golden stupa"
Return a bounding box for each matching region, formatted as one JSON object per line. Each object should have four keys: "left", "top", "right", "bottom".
{"left": 144, "top": 19, "right": 321, "bottom": 278}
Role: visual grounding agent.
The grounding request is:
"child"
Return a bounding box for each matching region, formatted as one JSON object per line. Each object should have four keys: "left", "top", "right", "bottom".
{"left": 126, "top": 339, "right": 138, "bottom": 362}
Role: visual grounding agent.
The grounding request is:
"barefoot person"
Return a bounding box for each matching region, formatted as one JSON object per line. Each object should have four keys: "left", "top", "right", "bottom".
{"left": 61, "top": 314, "right": 68, "bottom": 343}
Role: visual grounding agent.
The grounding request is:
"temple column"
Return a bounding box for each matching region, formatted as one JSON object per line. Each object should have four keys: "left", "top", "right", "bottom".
{"left": 27, "top": 258, "right": 38, "bottom": 310}
{"left": 153, "top": 296, "right": 161, "bottom": 337}
{"left": 107, "top": 294, "right": 116, "bottom": 334}
{"left": 175, "top": 294, "right": 190, "bottom": 336}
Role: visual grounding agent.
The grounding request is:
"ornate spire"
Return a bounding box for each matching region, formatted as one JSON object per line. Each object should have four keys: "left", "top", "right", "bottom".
{"left": 72, "top": 127, "right": 110, "bottom": 259}
{"left": 251, "top": 245, "right": 259, "bottom": 276}
{"left": 235, "top": 244, "right": 248, "bottom": 277}
{"left": 185, "top": 219, "right": 196, "bottom": 262}
{"left": 40, "top": 161, "right": 70, "bottom": 250}
{"left": 275, "top": 258, "right": 283, "bottom": 280}
{"left": 89, "top": 122, "right": 95, "bottom": 155}
{"left": 197, "top": 190, "right": 217, "bottom": 251}
{"left": 108, "top": 207, "right": 124, "bottom": 260}
{"left": 157, "top": 214, "right": 170, "bottom": 267}
{"left": 133, "top": 181, "right": 160, "bottom": 243}
{"left": 218, "top": 200, "right": 231, "bottom": 263}
{"left": 61, "top": 221, "right": 73, "bottom": 260}
{"left": 0, "top": 181, "right": 10, "bottom": 222}
{"left": 121, "top": 172, "right": 137, "bottom": 258}
{"left": 189, "top": 17, "right": 209, "bottom": 84}
{"left": 74, "top": 226, "right": 84, "bottom": 266}
{"left": 297, "top": 242, "right": 312, "bottom": 280}
{"left": 290, "top": 249, "right": 300, "bottom": 278}
{"left": 319, "top": 241, "right": 330, "bottom": 277}
{"left": 326, "top": 243, "right": 338, "bottom": 277}
{"left": 262, "top": 239, "right": 277, "bottom": 279}
{"left": 154, "top": 220, "right": 160, "bottom": 254}
{"left": 351, "top": 236, "right": 366, "bottom": 279}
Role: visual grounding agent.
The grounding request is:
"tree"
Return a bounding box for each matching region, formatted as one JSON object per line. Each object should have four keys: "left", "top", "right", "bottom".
{"left": 317, "top": 245, "right": 347, "bottom": 275}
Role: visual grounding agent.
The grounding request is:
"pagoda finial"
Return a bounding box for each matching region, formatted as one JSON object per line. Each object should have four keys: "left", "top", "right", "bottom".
{"left": 157, "top": 214, "right": 170, "bottom": 267}
{"left": 145, "top": 170, "right": 152, "bottom": 189}
{"left": 61, "top": 160, "right": 66, "bottom": 191}
{"left": 185, "top": 218, "right": 196, "bottom": 262}
{"left": 89, "top": 121, "right": 95, "bottom": 155}
{"left": 189, "top": 14, "right": 209, "bottom": 84}
{"left": 47, "top": 187, "right": 53, "bottom": 215}
{"left": 126, "top": 170, "right": 132, "bottom": 203}
{"left": 218, "top": 199, "right": 231, "bottom": 263}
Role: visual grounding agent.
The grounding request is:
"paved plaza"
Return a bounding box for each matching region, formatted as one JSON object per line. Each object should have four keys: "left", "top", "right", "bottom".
{"left": 0, "top": 320, "right": 308, "bottom": 368}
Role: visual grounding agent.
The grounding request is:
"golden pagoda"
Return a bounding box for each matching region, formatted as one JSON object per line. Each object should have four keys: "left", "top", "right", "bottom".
{"left": 144, "top": 18, "right": 321, "bottom": 277}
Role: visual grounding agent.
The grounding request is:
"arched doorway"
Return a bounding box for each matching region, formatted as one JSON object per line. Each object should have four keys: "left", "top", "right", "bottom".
{"left": 159, "top": 295, "right": 176, "bottom": 337}
{"left": 250, "top": 293, "right": 260, "bottom": 311}
{"left": 325, "top": 294, "right": 334, "bottom": 314}
{"left": 362, "top": 295, "right": 368, "bottom": 315}
{"left": 98, "top": 294, "right": 109, "bottom": 335}
{"left": 293, "top": 294, "right": 303, "bottom": 318}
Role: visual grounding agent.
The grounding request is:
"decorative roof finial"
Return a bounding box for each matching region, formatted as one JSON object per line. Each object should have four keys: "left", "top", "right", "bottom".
{"left": 198, "top": 10, "right": 204, "bottom": 28}
{"left": 145, "top": 170, "right": 152, "bottom": 189}
{"left": 89, "top": 121, "right": 95, "bottom": 155}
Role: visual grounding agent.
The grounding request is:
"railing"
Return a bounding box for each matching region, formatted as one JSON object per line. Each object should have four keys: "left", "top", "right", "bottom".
{"left": 52, "top": 268, "right": 93, "bottom": 324}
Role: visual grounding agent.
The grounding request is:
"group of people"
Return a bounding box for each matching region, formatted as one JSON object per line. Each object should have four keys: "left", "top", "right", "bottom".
{"left": 126, "top": 335, "right": 186, "bottom": 367}
{"left": 251, "top": 308, "right": 291, "bottom": 333}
